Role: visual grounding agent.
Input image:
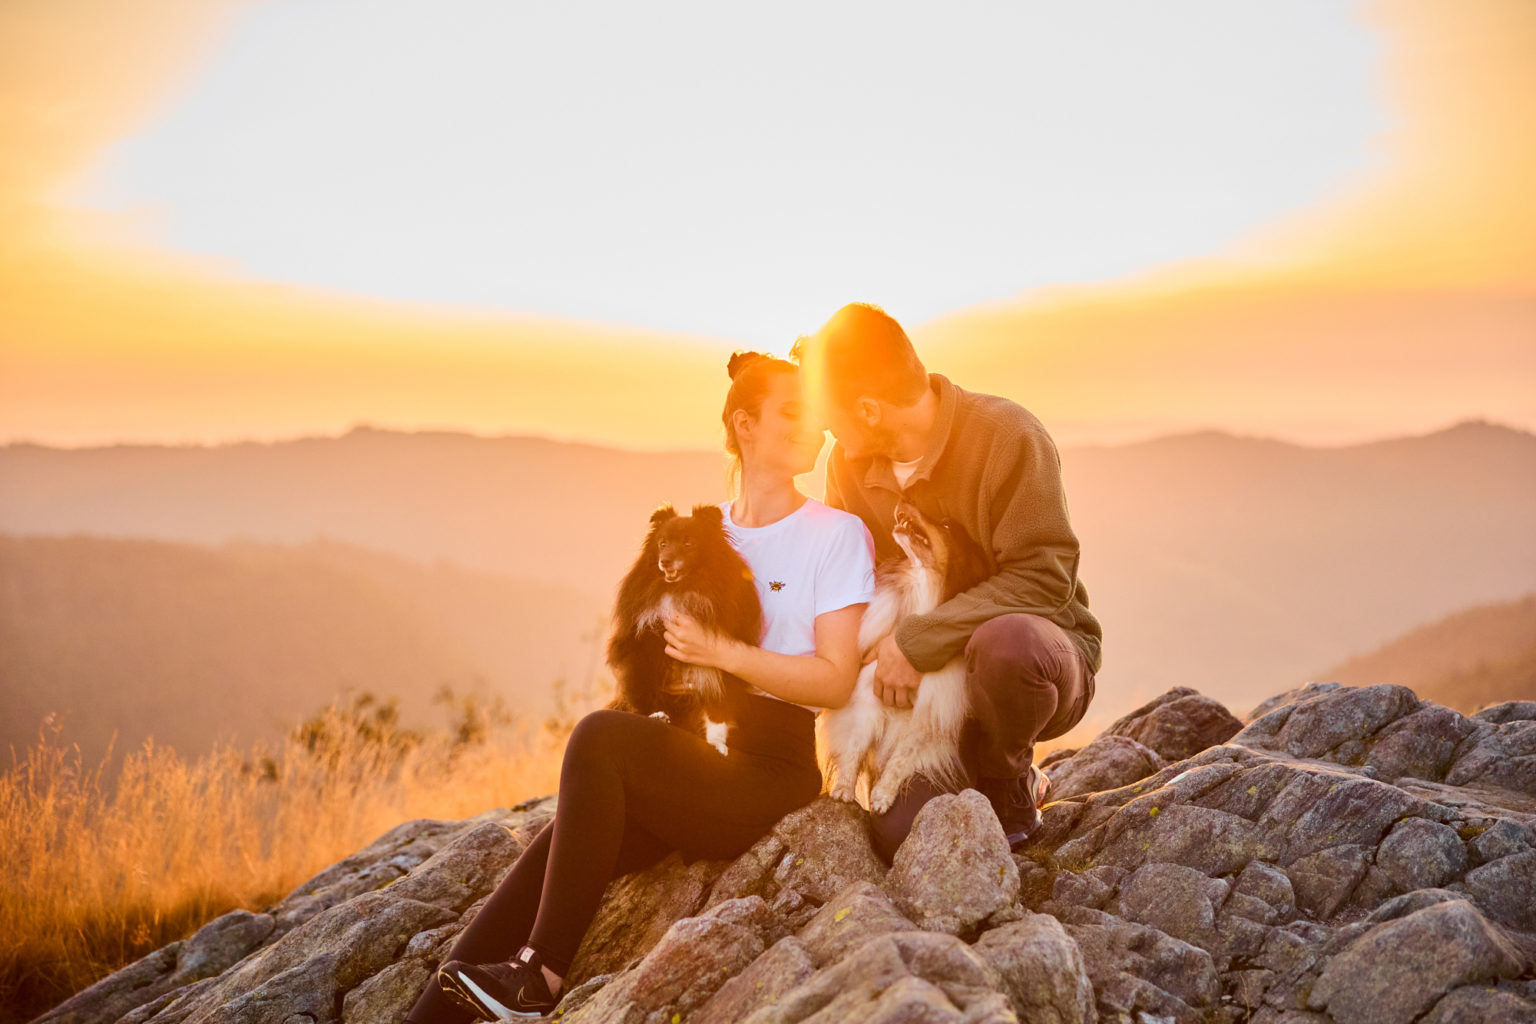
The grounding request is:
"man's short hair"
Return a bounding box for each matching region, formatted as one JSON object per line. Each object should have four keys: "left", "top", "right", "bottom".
{"left": 791, "top": 302, "right": 929, "bottom": 409}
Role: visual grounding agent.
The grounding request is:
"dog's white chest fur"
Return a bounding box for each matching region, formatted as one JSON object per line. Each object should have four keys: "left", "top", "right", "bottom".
{"left": 816, "top": 560, "right": 970, "bottom": 813}
{"left": 704, "top": 718, "right": 729, "bottom": 757}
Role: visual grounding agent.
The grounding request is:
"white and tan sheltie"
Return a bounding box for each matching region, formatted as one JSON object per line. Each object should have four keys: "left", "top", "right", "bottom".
{"left": 816, "top": 498, "right": 991, "bottom": 813}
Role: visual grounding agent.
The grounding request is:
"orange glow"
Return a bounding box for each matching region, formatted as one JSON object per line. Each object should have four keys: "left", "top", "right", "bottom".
{"left": 1, "top": 0, "right": 1531, "bottom": 449}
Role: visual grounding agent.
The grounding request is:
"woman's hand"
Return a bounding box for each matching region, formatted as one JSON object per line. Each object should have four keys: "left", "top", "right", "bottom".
{"left": 663, "top": 610, "right": 740, "bottom": 672}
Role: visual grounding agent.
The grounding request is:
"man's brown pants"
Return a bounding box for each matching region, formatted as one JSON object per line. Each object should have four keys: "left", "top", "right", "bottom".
{"left": 867, "top": 612, "right": 1096, "bottom": 863}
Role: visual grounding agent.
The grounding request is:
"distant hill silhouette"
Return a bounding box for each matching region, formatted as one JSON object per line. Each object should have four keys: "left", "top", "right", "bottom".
{"left": 0, "top": 534, "right": 605, "bottom": 765}
{"left": 1056, "top": 418, "right": 1536, "bottom": 714}
{"left": 0, "top": 426, "right": 730, "bottom": 602}
{"left": 3, "top": 418, "right": 1534, "bottom": 741}
{"left": 1317, "top": 593, "right": 1536, "bottom": 714}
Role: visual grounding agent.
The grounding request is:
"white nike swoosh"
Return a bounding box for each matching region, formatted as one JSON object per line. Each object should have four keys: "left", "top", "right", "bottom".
{"left": 455, "top": 971, "right": 542, "bottom": 1020}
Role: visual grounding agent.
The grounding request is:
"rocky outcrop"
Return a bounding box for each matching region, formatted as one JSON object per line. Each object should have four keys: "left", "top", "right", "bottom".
{"left": 33, "top": 683, "right": 1536, "bottom": 1024}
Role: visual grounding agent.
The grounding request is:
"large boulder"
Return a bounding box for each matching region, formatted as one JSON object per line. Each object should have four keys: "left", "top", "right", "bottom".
{"left": 35, "top": 684, "right": 1536, "bottom": 1024}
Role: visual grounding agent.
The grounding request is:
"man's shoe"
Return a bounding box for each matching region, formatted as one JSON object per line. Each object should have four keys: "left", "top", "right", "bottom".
{"left": 437, "top": 944, "right": 560, "bottom": 1020}
{"left": 978, "top": 765, "right": 1052, "bottom": 850}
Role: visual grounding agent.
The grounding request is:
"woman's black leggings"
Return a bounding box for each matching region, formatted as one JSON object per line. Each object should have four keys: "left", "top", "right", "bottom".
{"left": 404, "top": 695, "right": 822, "bottom": 1023}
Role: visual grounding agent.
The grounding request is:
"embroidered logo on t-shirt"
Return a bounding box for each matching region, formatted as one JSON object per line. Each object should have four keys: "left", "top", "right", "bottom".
{"left": 769, "top": 580, "right": 786, "bottom": 591}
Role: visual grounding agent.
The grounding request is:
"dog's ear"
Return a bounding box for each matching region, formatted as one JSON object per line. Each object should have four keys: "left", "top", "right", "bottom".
{"left": 941, "top": 518, "right": 992, "bottom": 595}
{"left": 690, "top": 504, "right": 724, "bottom": 528}
{"left": 650, "top": 504, "right": 679, "bottom": 526}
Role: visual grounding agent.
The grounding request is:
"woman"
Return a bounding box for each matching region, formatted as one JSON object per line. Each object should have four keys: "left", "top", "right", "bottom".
{"left": 405, "top": 351, "right": 877, "bottom": 1022}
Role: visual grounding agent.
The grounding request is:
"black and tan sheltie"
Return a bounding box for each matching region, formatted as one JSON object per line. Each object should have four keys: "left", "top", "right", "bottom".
{"left": 606, "top": 503, "right": 762, "bottom": 755}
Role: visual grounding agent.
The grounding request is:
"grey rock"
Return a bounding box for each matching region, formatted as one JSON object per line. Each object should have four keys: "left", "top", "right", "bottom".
{"left": 1260, "top": 770, "right": 1426, "bottom": 862}
{"left": 1364, "top": 887, "right": 1467, "bottom": 924}
{"left": 1046, "top": 734, "right": 1165, "bottom": 800}
{"left": 740, "top": 930, "right": 1014, "bottom": 1024}
{"left": 39, "top": 684, "right": 1536, "bottom": 1024}
{"left": 1108, "top": 863, "right": 1229, "bottom": 951}
{"left": 1472, "top": 701, "right": 1536, "bottom": 724}
{"left": 566, "top": 848, "right": 731, "bottom": 987}
{"left": 702, "top": 893, "right": 791, "bottom": 946}
{"left": 1057, "top": 905, "right": 1219, "bottom": 1023}
{"left": 1420, "top": 983, "right": 1536, "bottom": 1023}
{"left": 1245, "top": 682, "right": 1342, "bottom": 723}
{"left": 885, "top": 790, "right": 1020, "bottom": 936}
{"left": 1223, "top": 968, "right": 1275, "bottom": 1011}
{"left": 1307, "top": 898, "right": 1527, "bottom": 1024}
{"left": 268, "top": 812, "right": 525, "bottom": 932}
{"left": 1049, "top": 869, "right": 1117, "bottom": 912}
{"left": 1468, "top": 819, "right": 1533, "bottom": 865}
{"left": 114, "top": 979, "right": 218, "bottom": 1024}
{"left": 971, "top": 913, "right": 1096, "bottom": 1024}
{"left": 338, "top": 956, "right": 430, "bottom": 1022}
{"left": 796, "top": 881, "right": 920, "bottom": 968}
{"left": 769, "top": 797, "right": 889, "bottom": 905}
{"left": 1457, "top": 848, "right": 1536, "bottom": 931}
{"left": 1087, "top": 801, "right": 1275, "bottom": 877}
{"left": 33, "top": 909, "right": 278, "bottom": 1024}
{"left": 30, "top": 943, "right": 187, "bottom": 1024}
{"left": 562, "top": 914, "right": 766, "bottom": 1024}
{"left": 693, "top": 936, "right": 816, "bottom": 1024}
{"left": 1365, "top": 704, "right": 1478, "bottom": 783}
{"left": 1231, "top": 861, "right": 1295, "bottom": 922}
{"left": 704, "top": 796, "right": 887, "bottom": 911}
{"left": 1104, "top": 687, "right": 1244, "bottom": 762}
{"left": 1446, "top": 719, "right": 1536, "bottom": 795}
{"left": 737, "top": 934, "right": 933, "bottom": 1024}
{"left": 1376, "top": 817, "right": 1468, "bottom": 890}
{"left": 882, "top": 931, "right": 1012, "bottom": 1016}
{"left": 1235, "top": 683, "right": 1420, "bottom": 760}
{"left": 1285, "top": 844, "right": 1369, "bottom": 920}
{"left": 378, "top": 820, "right": 526, "bottom": 911}
{"left": 143, "top": 891, "right": 454, "bottom": 1023}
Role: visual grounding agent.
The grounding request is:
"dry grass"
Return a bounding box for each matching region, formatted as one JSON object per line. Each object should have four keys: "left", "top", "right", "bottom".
{"left": 0, "top": 683, "right": 600, "bottom": 1023}
{"left": 3, "top": 681, "right": 1083, "bottom": 1021}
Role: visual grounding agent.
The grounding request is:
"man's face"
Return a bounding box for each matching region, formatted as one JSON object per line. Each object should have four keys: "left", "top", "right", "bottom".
{"left": 798, "top": 339, "right": 892, "bottom": 460}
{"left": 814, "top": 393, "right": 888, "bottom": 460}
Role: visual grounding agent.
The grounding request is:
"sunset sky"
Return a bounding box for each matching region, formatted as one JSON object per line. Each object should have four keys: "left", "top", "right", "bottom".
{"left": 1, "top": 0, "right": 1532, "bottom": 449}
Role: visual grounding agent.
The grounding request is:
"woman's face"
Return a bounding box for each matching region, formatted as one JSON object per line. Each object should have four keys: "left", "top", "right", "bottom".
{"left": 741, "top": 371, "right": 827, "bottom": 479}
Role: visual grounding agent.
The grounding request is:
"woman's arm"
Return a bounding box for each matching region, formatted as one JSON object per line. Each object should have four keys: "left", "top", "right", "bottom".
{"left": 662, "top": 603, "right": 865, "bottom": 709}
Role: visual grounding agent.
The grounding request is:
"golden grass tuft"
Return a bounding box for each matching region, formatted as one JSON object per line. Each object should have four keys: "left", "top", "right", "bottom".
{"left": 0, "top": 683, "right": 600, "bottom": 1023}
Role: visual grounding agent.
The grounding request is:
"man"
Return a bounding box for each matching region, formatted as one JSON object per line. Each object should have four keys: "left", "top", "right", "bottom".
{"left": 791, "top": 302, "right": 1102, "bottom": 862}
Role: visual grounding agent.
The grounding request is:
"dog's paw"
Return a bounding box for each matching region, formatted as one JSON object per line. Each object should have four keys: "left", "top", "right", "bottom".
{"left": 649, "top": 710, "right": 671, "bottom": 723}
{"left": 828, "top": 780, "right": 859, "bottom": 803}
{"left": 869, "top": 775, "right": 905, "bottom": 815}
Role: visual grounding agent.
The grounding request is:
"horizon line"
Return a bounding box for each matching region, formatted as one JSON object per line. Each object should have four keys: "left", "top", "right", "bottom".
{"left": 1, "top": 415, "right": 1527, "bottom": 456}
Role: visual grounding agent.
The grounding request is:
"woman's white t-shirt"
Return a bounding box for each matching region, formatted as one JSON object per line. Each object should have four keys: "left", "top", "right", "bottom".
{"left": 719, "top": 497, "right": 877, "bottom": 713}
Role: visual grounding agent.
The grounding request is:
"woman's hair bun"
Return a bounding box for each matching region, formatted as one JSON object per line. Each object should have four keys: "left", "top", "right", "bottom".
{"left": 727, "top": 350, "right": 770, "bottom": 381}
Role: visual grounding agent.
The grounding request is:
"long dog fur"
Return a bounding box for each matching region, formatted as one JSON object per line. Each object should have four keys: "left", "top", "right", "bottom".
{"left": 816, "top": 498, "right": 991, "bottom": 813}
{"left": 606, "top": 503, "right": 762, "bottom": 755}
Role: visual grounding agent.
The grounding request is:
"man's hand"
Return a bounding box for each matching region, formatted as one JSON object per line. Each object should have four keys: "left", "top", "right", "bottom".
{"left": 864, "top": 633, "right": 923, "bottom": 709}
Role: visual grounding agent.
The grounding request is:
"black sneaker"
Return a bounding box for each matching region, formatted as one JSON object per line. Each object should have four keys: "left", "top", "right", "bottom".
{"left": 978, "top": 764, "right": 1051, "bottom": 850}
{"left": 437, "top": 945, "right": 560, "bottom": 1020}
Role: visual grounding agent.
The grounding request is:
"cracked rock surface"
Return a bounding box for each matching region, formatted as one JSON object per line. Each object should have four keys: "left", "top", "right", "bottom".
{"left": 31, "top": 684, "right": 1536, "bottom": 1024}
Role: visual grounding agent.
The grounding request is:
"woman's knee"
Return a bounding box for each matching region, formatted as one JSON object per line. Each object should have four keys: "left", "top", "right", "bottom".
{"left": 563, "top": 708, "right": 636, "bottom": 765}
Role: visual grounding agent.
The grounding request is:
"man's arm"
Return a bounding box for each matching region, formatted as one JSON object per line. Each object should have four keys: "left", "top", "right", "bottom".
{"left": 894, "top": 425, "right": 1082, "bottom": 672}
